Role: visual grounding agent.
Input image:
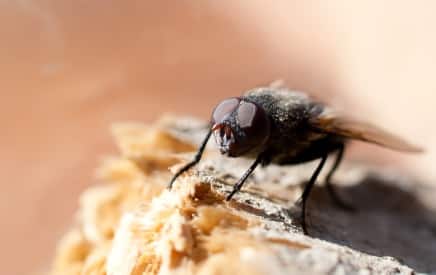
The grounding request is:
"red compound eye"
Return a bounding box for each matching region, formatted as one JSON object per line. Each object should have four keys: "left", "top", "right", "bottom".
{"left": 236, "top": 100, "right": 271, "bottom": 149}
{"left": 211, "top": 97, "right": 241, "bottom": 125}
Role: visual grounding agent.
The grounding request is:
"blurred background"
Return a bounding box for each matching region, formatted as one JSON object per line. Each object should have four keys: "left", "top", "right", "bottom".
{"left": 1, "top": 1, "right": 435, "bottom": 274}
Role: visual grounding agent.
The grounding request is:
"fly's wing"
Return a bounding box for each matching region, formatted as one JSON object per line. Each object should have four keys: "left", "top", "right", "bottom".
{"left": 310, "top": 113, "right": 423, "bottom": 153}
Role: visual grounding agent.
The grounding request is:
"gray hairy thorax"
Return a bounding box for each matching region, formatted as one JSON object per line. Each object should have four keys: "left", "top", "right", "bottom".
{"left": 243, "top": 87, "right": 339, "bottom": 164}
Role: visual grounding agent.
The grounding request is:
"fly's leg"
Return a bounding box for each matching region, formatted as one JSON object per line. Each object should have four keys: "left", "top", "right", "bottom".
{"left": 325, "top": 144, "right": 356, "bottom": 212}
{"left": 167, "top": 130, "right": 212, "bottom": 189}
{"left": 301, "top": 154, "right": 328, "bottom": 235}
{"left": 226, "top": 154, "right": 263, "bottom": 201}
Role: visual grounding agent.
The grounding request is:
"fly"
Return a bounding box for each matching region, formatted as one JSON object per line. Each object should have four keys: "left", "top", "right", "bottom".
{"left": 168, "top": 86, "right": 422, "bottom": 235}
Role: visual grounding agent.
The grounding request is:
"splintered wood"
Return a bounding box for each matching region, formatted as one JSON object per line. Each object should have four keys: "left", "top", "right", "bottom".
{"left": 49, "top": 116, "right": 434, "bottom": 275}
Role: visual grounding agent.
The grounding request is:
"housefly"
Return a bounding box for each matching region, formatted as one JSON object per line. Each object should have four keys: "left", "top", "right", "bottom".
{"left": 168, "top": 86, "right": 422, "bottom": 235}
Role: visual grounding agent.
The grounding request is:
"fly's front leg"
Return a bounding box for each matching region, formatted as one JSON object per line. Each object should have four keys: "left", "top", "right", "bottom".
{"left": 226, "top": 154, "right": 263, "bottom": 201}
{"left": 168, "top": 130, "right": 212, "bottom": 189}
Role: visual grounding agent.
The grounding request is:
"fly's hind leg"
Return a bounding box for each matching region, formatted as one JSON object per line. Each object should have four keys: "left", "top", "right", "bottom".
{"left": 325, "top": 144, "right": 356, "bottom": 212}
{"left": 300, "top": 154, "right": 328, "bottom": 235}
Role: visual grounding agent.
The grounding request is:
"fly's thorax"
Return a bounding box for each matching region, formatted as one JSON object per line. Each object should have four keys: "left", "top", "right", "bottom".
{"left": 241, "top": 87, "right": 331, "bottom": 163}
{"left": 243, "top": 88, "right": 323, "bottom": 142}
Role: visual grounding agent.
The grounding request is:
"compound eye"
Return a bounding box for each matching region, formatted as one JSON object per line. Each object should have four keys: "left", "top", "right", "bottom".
{"left": 237, "top": 101, "right": 258, "bottom": 129}
{"left": 211, "top": 97, "right": 241, "bottom": 124}
{"left": 236, "top": 101, "right": 270, "bottom": 144}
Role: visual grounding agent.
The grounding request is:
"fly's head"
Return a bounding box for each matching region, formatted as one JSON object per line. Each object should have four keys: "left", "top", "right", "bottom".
{"left": 211, "top": 97, "right": 271, "bottom": 157}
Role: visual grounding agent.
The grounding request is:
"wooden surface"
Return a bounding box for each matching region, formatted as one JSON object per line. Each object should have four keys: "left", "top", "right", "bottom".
{"left": 49, "top": 118, "right": 436, "bottom": 274}
{"left": 1, "top": 2, "right": 434, "bottom": 274}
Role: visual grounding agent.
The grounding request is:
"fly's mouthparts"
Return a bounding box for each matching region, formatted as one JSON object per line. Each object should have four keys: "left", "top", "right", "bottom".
{"left": 212, "top": 124, "right": 236, "bottom": 156}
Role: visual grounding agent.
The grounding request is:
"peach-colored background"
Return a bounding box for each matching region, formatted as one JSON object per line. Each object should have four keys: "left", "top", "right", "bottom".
{"left": 1, "top": 1, "right": 435, "bottom": 274}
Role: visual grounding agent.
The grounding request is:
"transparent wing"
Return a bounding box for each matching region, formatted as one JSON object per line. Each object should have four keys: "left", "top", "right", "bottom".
{"left": 310, "top": 114, "right": 423, "bottom": 153}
